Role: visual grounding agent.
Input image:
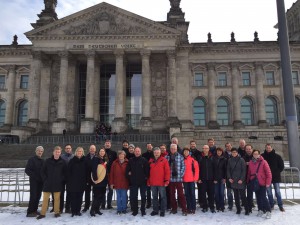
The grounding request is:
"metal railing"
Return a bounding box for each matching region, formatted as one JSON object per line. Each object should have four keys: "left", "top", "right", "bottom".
{"left": 0, "top": 166, "right": 299, "bottom": 206}
{"left": 22, "top": 134, "right": 170, "bottom": 145}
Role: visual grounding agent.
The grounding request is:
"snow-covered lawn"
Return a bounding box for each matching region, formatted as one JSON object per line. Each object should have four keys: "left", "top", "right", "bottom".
{"left": 0, "top": 204, "right": 298, "bottom": 225}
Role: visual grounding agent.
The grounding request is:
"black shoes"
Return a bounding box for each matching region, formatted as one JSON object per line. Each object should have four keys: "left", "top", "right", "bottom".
{"left": 150, "top": 211, "right": 158, "bottom": 216}
{"left": 170, "top": 209, "right": 177, "bottom": 214}
{"left": 141, "top": 211, "right": 146, "bottom": 216}
{"left": 107, "top": 205, "right": 113, "bottom": 209}
{"left": 96, "top": 211, "right": 103, "bottom": 215}
{"left": 160, "top": 212, "right": 165, "bottom": 217}
{"left": 279, "top": 207, "right": 285, "bottom": 212}
{"left": 54, "top": 213, "right": 61, "bottom": 218}
{"left": 146, "top": 204, "right": 152, "bottom": 209}
{"left": 132, "top": 211, "right": 138, "bottom": 216}
{"left": 202, "top": 208, "right": 208, "bottom": 213}
{"left": 65, "top": 208, "right": 71, "bottom": 213}
{"left": 36, "top": 215, "right": 45, "bottom": 220}
{"left": 82, "top": 208, "right": 89, "bottom": 213}
{"left": 236, "top": 210, "right": 241, "bottom": 215}
{"left": 211, "top": 209, "right": 216, "bottom": 213}
{"left": 90, "top": 211, "right": 96, "bottom": 217}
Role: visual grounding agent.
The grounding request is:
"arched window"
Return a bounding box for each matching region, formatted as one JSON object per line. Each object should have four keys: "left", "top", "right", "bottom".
{"left": 0, "top": 100, "right": 6, "bottom": 126}
{"left": 265, "top": 97, "right": 279, "bottom": 125}
{"left": 295, "top": 97, "right": 300, "bottom": 125}
{"left": 217, "top": 98, "right": 230, "bottom": 125}
{"left": 17, "top": 100, "right": 28, "bottom": 126}
{"left": 193, "top": 98, "right": 206, "bottom": 126}
{"left": 241, "top": 97, "right": 254, "bottom": 125}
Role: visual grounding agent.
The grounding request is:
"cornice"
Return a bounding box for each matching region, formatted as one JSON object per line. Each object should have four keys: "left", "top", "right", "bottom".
{"left": 0, "top": 49, "right": 32, "bottom": 57}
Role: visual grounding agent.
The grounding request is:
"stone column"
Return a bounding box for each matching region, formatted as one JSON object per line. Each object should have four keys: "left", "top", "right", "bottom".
{"left": 231, "top": 63, "right": 244, "bottom": 128}
{"left": 4, "top": 65, "right": 16, "bottom": 127}
{"left": 52, "top": 51, "right": 69, "bottom": 134}
{"left": 94, "top": 61, "right": 100, "bottom": 122}
{"left": 167, "top": 50, "right": 181, "bottom": 135}
{"left": 112, "top": 50, "right": 127, "bottom": 133}
{"left": 80, "top": 51, "right": 96, "bottom": 133}
{"left": 255, "top": 62, "right": 269, "bottom": 128}
{"left": 207, "top": 63, "right": 220, "bottom": 129}
{"left": 140, "top": 49, "right": 152, "bottom": 132}
{"left": 28, "top": 51, "right": 42, "bottom": 129}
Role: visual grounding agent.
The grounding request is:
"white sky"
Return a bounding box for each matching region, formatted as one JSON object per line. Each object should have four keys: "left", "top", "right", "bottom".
{"left": 0, "top": 0, "right": 297, "bottom": 45}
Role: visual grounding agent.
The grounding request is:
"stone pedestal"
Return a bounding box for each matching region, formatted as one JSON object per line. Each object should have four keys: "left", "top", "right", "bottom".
{"left": 167, "top": 117, "right": 181, "bottom": 137}
{"left": 208, "top": 120, "right": 220, "bottom": 129}
{"left": 80, "top": 119, "right": 95, "bottom": 134}
{"left": 27, "top": 119, "right": 40, "bottom": 130}
{"left": 140, "top": 117, "right": 153, "bottom": 133}
{"left": 112, "top": 118, "right": 127, "bottom": 133}
{"left": 52, "top": 119, "right": 68, "bottom": 134}
{"left": 258, "top": 120, "right": 270, "bottom": 128}
{"left": 233, "top": 120, "right": 244, "bottom": 129}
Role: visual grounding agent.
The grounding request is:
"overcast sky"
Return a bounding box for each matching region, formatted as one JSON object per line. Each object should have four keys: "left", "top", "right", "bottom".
{"left": 0, "top": 0, "right": 297, "bottom": 45}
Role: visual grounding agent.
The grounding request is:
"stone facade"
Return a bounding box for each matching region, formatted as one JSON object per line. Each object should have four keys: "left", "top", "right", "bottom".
{"left": 0, "top": 0, "right": 300, "bottom": 155}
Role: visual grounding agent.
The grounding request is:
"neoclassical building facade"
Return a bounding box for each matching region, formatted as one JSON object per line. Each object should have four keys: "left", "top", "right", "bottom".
{"left": 1, "top": 0, "right": 300, "bottom": 145}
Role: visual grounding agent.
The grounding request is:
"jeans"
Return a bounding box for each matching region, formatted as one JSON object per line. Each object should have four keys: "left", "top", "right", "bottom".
{"left": 266, "top": 183, "right": 283, "bottom": 208}
{"left": 256, "top": 186, "right": 271, "bottom": 212}
{"left": 116, "top": 189, "right": 127, "bottom": 212}
{"left": 27, "top": 179, "right": 43, "bottom": 214}
{"left": 214, "top": 181, "right": 225, "bottom": 210}
{"left": 226, "top": 186, "right": 233, "bottom": 209}
{"left": 183, "top": 182, "right": 196, "bottom": 211}
{"left": 130, "top": 185, "right": 147, "bottom": 213}
{"left": 169, "top": 182, "right": 187, "bottom": 212}
{"left": 151, "top": 186, "right": 167, "bottom": 213}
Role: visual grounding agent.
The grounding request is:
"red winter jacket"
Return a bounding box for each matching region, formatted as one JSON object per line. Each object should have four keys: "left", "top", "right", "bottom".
{"left": 247, "top": 156, "right": 272, "bottom": 187}
{"left": 183, "top": 155, "right": 199, "bottom": 182}
{"left": 109, "top": 159, "right": 129, "bottom": 189}
{"left": 148, "top": 156, "right": 170, "bottom": 186}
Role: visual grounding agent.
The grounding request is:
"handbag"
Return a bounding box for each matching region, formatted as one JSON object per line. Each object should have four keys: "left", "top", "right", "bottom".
{"left": 250, "top": 161, "right": 262, "bottom": 192}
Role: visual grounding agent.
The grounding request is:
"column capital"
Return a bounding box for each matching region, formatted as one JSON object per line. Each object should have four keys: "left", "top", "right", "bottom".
{"left": 58, "top": 50, "right": 70, "bottom": 59}
{"left": 254, "top": 62, "right": 264, "bottom": 70}
{"left": 114, "top": 49, "right": 125, "bottom": 58}
{"left": 207, "top": 62, "right": 216, "bottom": 71}
{"left": 230, "top": 62, "right": 240, "bottom": 70}
{"left": 140, "top": 49, "right": 151, "bottom": 57}
{"left": 166, "top": 50, "right": 176, "bottom": 59}
{"left": 85, "top": 50, "right": 96, "bottom": 59}
{"left": 31, "top": 50, "right": 42, "bottom": 60}
{"left": 8, "top": 65, "right": 16, "bottom": 73}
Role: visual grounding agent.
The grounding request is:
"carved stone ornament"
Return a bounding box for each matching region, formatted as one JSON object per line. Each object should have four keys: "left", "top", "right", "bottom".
{"left": 64, "top": 11, "right": 153, "bottom": 35}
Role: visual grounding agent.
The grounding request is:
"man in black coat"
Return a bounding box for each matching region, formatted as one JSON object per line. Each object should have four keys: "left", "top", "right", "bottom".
{"left": 243, "top": 144, "right": 254, "bottom": 212}
{"left": 25, "top": 146, "right": 44, "bottom": 217}
{"left": 142, "top": 143, "right": 153, "bottom": 208}
{"left": 126, "top": 146, "right": 150, "bottom": 216}
{"left": 261, "top": 143, "right": 285, "bottom": 212}
{"left": 37, "top": 146, "right": 67, "bottom": 219}
{"left": 102, "top": 139, "right": 117, "bottom": 209}
{"left": 82, "top": 144, "right": 97, "bottom": 212}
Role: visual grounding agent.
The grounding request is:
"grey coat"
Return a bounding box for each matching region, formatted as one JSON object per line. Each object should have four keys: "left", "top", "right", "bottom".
{"left": 226, "top": 155, "right": 246, "bottom": 189}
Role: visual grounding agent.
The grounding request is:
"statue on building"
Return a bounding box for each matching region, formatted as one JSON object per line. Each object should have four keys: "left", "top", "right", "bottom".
{"left": 31, "top": 0, "right": 58, "bottom": 28}
{"left": 44, "top": 0, "right": 57, "bottom": 13}
{"left": 170, "top": 0, "right": 181, "bottom": 9}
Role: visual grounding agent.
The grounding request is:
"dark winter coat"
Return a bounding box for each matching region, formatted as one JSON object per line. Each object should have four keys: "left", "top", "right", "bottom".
{"left": 197, "top": 152, "right": 214, "bottom": 181}
{"left": 148, "top": 156, "right": 170, "bottom": 186}
{"left": 261, "top": 149, "right": 284, "bottom": 183}
{"left": 110, "top": 159, "right": 129, "bottom": 189}
{"left": 85, "top": 153, "right": 96, "bottom": 185}
{"left": 243, "top": 153, "right": 253, "bottom": 173}
{"left": 238, "top": 147, "right": 246, "bottom": 158}
{"left": 126, "top": 156, "right": 149, "bottom": 186}
{"left": 41, "top": 156, "right": 67, "bottom": 192}
{"left": 142, "top": 150, "right": 154, "bottom": 161}
{"left": 209, "top": 146, "right": 217, "bottom": 155}
{"left": 25, "top": 155, "right": 44, "bottom": 182}
{"left": 190, "top": 148, "right": 201, "bottom": 160}
{"left": 61, "top": 152, "right": 74, "bottom": 165}
{"left": 123, "top": 147, "right": 134, "bottom": 159}
{"left": 105, "top": 148, "right": 117, "bottom": 173}
{"left": 67, "top": 156, "right": 86, "bottom": 192}
{"left": 227, "top": 155, "right": 246, "bottom": 189}
{"left": 212, "top": 154, "right": 227, "bottom": 181}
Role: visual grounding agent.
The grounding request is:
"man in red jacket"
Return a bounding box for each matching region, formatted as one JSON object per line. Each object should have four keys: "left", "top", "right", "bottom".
{"left": 148, "top": 147, "right": 170, "bottom": 217}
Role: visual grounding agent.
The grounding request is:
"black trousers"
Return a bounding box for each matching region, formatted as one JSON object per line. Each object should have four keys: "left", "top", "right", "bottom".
{"left": 91, "top": 186, "right": 106, "bottom": 213}
{"left": 146, "top": 186, "right": 152, "bottom": 206}
{"left": 199, "top": 180, "right": 215, "bottom": 210}
{"left": 27, "top": 179, "right": 43, "bottom": 214}
{"left": 69, "top": 191, "right": 84, "bottom": 214}
{"left": 233, "top": 188, "right": 249, "bottom": 212}
{"left": 130, "top": 185, "right": 146, "bottom": 213}
{"left": 60, "top": 182, "right": 71, "bottom": 211}
{"left": 84, "top": 183, "right": 92, "bottom": 209}
{"left": 246, "top": 184, "right": 253, "bottom": 210}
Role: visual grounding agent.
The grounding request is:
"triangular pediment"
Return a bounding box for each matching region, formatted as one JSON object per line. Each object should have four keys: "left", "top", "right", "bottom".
{"left": 25, "top": 2, "right": 180, "bottom": 39}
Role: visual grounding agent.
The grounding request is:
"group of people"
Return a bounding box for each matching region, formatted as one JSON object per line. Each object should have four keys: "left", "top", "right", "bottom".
{"left": 25, "top": 137, "right": 285, "bottom": 220}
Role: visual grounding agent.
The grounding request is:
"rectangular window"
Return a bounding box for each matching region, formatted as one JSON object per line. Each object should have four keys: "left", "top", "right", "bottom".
{"left": 194, "top": 72, "right": 204, "bottom": 86}
{"left": 20, "top": 75, "right": 29, "bottom": 89}
{"left": 0, "top": 75, "right": 5, "bottom": 90}
{"left": 266, "top": 71, "right": 275, "bottom": 85}
{"left": 292, "top": 71, "right": 299, "bottom": 85}
{"left": 242, "top": 72, "right": 251, "bottom": 86}
{"left": 218, "top": 72, "right": 227, "bottom": 86}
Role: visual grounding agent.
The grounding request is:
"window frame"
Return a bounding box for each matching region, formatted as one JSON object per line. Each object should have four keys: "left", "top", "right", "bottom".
{"left": 194, "top": 72, "right": 204, "bottom": 87}
{"left": 217, "top": 72, "right": 227, "bottom": 87}
{"left": 265, "top": 71, "right": 275, "bottom": 85}
{"left": 241, "top": 71, "right": 251, "bottom": 86}
{"left": 20, "top": 75, "right": 29, "bottom": 89}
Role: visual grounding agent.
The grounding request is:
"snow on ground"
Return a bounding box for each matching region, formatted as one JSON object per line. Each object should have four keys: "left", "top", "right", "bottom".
{"left": 0, "top": 205, "right": 298, "bottom": 225}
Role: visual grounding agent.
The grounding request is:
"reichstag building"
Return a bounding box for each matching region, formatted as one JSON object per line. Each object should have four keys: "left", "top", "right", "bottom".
{"left": 1, "top": 0, "right": 300, "bottom": 155}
